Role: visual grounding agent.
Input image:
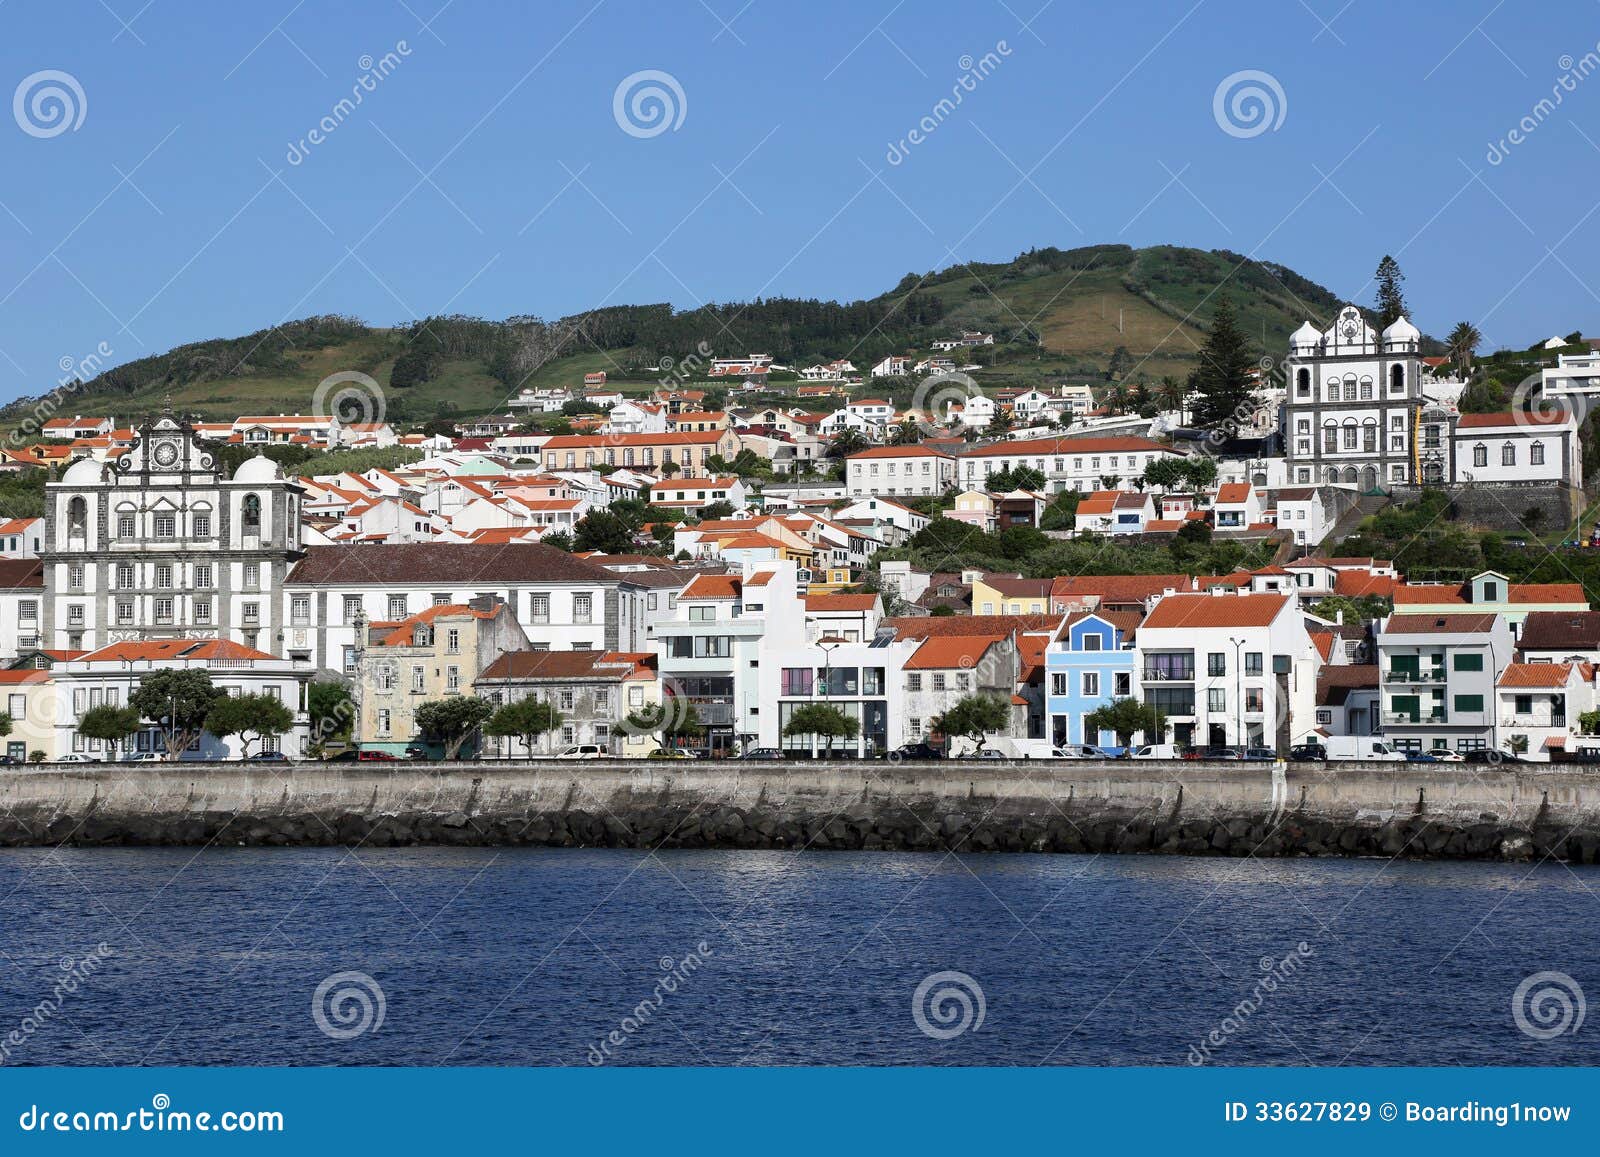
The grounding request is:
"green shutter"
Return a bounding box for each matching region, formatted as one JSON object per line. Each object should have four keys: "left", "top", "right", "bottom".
{"left": 1453, "top": 694, "right": 1484, "bottom": 714}
{"left": 1391, "top": 695, "right": 1420, "bottom": 722}
{"left": 1452, "top": 653, "right": 1484, "bottom": 672}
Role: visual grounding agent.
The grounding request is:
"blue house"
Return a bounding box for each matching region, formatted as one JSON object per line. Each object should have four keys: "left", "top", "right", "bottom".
{"left": 1045, "top": 612, "right": 1138, "bottom": 750}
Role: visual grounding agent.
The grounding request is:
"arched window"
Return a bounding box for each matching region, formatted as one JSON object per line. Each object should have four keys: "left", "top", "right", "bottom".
{"left": 1342, "top": 467, "right": 1358, "bottom": 484}
{"left": 242, "top": 494, "right": 261, "bottom": 534}
{"left": 67, "top": 497, "right": 86, "bottom": 534}
{"left": 1423, "top": 461, "right": 1444, "bottom": 483}
{"left": 1473, "top": 443, "right": 1488, "bottom": 468}
{"left": 1531, "top": 440, "right": 1546, "bottom": 466}
{"left": 1342, "top": 418, "right": 1358, "bottom": 450}
{"left": 1326, "top": 467, "right": 1341, "bottom": 485}
{"left": 1322, "top": 422, "right": 1338, "bottom": 454}
{"left": 1362, "top": 419, "right": 1378, "bottom": 453}
{"left": 1501, "top": 442, "right": 1516, "bottom": 466}
{"left": 1296, "top": 367, "right": 1310, "bottom": 396}
{"left": 1390, "top": 364, "right": 1405, "bottom": 393}
{"left": 1343, "top": 374, "right": 1358, "bottom": 401}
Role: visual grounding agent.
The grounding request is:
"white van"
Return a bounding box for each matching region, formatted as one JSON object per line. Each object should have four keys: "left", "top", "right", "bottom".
{"left": 1131, "top": 744, "right": 1183, "bottom": 760}
{"left": 1324, "top": 735, "right": 1405, "bottom": 762}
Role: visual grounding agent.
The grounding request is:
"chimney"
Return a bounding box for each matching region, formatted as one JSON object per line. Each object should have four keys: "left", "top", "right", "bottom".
{"left": 1335, "top": 609, "right": 1344, "bottom": 626}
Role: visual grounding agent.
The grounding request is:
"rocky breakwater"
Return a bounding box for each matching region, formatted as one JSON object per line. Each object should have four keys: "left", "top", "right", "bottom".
{"left": 3, "top": 760, "right": 1600, "bottom": 862}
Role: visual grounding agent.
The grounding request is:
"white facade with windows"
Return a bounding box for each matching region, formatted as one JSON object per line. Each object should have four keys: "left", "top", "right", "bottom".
{"left": 40, "top": 414, "right": 303, "bottom": 654}
{"left": 958, "top": 437, "right": 1184, "bottom": 494}
{"left": 844, "top": 448, "right": 957, "bottom": 497}
{"left": 1283, "top": 305, "right": 1425, "bottom": 489}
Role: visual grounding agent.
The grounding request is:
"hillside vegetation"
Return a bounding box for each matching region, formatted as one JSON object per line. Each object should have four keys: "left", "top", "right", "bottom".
{"left": 2, "top": 244, "right": 1377, "bottom": 426}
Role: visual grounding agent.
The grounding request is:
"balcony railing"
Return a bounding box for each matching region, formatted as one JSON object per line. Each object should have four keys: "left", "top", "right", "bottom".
{"left": 1384, "top": 669, "right": 1446, "bottom": 683}
{"left": 1142, "top": 666, "right": 1195, "bottom": 681}
{"left": 1384, "top": 711, "right": 1446, "bottom": 725}
{"left": 1499, "top": 715, "right": 1566, "bottom": 728}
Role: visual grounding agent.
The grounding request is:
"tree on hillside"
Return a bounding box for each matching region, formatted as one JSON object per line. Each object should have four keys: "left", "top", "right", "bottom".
{"left": 781, "top": 703, "right": 860, "bottom": 758}
{"left": 77, "top": 705, "right": 142, "bottom": 756}
{"left": 129, "top": 669, "right": 224, "bottom": 760}
{"left": 1374, "top": 255, "right": 1408, "bottom": 328}
{"left": 1157, "top": 375, "right": 1187, "bottom": 420}
{"left": 1446, "top": 321, "right": 1482, "bottom": 374}
{"left": 987, "top": 465, "right": 1046, "bottom": 492}
{"left": 1083, "top": 698, "right": 1167, "bottom": 749}
{"left": 414, "top": 696, "right": 494, "bottom": 759}
{"left": 1187, "top": 296, "right": 1256, "bottom": 430}
{"left": 485, "top": 697, "right": 564, "bottom": 756}
{"left": 205, "top": 693, "right": 295, "bottom": 758}
{"left": 934, "top": 694, "right": 1012, "bottom": 756}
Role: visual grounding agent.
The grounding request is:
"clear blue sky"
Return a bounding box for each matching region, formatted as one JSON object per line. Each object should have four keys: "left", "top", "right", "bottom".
{"left": 1, "top": 0, "right": 1596, "bottom": 401}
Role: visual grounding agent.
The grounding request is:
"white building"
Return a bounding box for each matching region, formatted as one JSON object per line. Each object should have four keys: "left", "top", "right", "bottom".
{"left": 1137, "top": 591, "right": 1318, "bottom": 749}
{"left": 958, "top": 436, "right": 1184, "bottom": 494}
{"left": 1437, "top": 410, "right": 1580, "bottom": 487}
{"left": 845, "top": 446, "right": 957, "bottom": 497}
{"left": 42, "top": 415, "right": 303, "bottom": 654}
{"left": 1283, "top": 304, "right": 1426, "bottom": 488}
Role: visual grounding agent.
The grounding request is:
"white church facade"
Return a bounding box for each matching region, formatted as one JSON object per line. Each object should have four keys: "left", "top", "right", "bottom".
{"left": 40, "top": 413, "right": 304, "bottom": 653}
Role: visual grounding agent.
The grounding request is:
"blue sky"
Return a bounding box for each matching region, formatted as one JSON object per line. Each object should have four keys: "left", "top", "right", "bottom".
{"left": 1, "top": 0, "right": 1597, "bottom": 401}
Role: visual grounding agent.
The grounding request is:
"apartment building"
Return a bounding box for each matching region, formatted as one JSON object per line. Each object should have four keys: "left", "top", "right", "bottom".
{"left": 1044, "top": 612, "right": 1140, "bottom": 748}
{"left": 475, "top": 649, "right": 659, "bottom": 757}
{"left": 957, "top": 436, "right": 1185, "bottom": 495}
{"left": 1496, "top": 661, "right": 1595, "bottom": 761}
{"left": 844, "top": 446, "right": 957, "bottom": 497}
{"left": 1375, "top": 612, "right": 1515, "bottom": 755}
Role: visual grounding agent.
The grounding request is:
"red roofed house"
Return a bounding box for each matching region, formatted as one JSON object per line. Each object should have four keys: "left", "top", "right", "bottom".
{"left": 1496, "top": 660, "right": 1597, "bottom": 760}
{"left": 1375, "top": 611, "right": 1516, "bottom": 755}
{"left": 845, "top": 445, "right": 957, "bottom": 498}
{"left": 1211, "top": 483, "right": 1262, "bottom": 530}
{"left": 1391, "top": 570, "right": 1588, "bottom": 631}
{"left": 56, "top": 638, "right": 311, "bottom": 760}
{"left": 648, "top": 476, "right": 747, "bottom": 511}
{"left": 1442, "top": 409, "right": 1580, "bottom": 488}
{"left": 1138, "top": 591, "right": 1319, "bottom": 749}
{"left": 958, "top": 436, "right": 1185, "bottom": 494}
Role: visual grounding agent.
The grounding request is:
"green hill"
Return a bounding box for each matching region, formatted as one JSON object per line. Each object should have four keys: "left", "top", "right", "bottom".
{"left": 0, "top": 244, "right": 1390, "bottom": 428}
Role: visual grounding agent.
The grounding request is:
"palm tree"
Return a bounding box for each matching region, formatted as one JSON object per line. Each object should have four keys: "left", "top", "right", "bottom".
{"left": 1157, "top": 375, "right": 1187, "bottom": 422}
{"left": 1446, "top": 321, "right": 1482, "bottom": 374}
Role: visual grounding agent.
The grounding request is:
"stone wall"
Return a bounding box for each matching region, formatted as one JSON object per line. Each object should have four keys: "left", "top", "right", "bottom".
{"left": 1390, "top": 483, "right": 1583, "bottom": 532}
{"left": 4, "top": 760, "right": 1600, "bottom": 862}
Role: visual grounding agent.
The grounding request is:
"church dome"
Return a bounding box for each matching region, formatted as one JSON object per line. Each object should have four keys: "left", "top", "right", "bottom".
{"left": 1382, "top": 315, "right": 1420, "bottom": 347}
{"left": 61, "top": 457, "right": 105, "bottom": 485}
{"left": 1289, "top": 320, "right": 1320, "bottom": 349}
{"left": 233, "top": 453, "right": 283, "bottom": 483}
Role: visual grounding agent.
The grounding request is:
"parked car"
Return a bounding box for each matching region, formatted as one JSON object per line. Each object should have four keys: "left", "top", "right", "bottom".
{"left": 324, "top": 749, "right": 398, "bottom": 763}
{"left": 882, "top": 742, "right": 945, "bottom": 761}
{"left": 1239, "top": 746, "right": 1279, "bottom": 761}
{"left": 1287, "top": 743, "right": 1327, "bottom": 761}
{"left": 53, "top": 754, "right": 99, "bottom": 764}
{"left": 554, "top": 744, "right": 606, "bottom": 760}
{"left": 246, "top": 751, "right": 290, "bottom": 762}
{"left": 1462, "top": 749, "right": 1530, "bottom": 765}
{"left": 1131, "top": 743, "right": 1184, "bottom": 760}
{"left": 1189, "top": 745, "right": 1244, "bottom": 761}
{"left": 1052, "top": 743, "right": 1107, "bottom": 759}
{"left": 647, "top": 748, "right": 695, "bottom": 760}
{"left": 738, "top": 748, "right": 786, "bottom": 761}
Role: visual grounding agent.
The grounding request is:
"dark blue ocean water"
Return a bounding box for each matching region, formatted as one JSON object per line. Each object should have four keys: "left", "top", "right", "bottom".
{"left": 0, "top": 847, "right": 1594, "bottom": 1066}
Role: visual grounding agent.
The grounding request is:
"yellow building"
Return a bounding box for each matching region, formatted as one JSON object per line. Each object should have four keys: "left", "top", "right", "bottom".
{"left": 971, "top": 575, "right": 1053, "bottom": 616}
{"left": 0, "top": 669, "right": 59, "bottom": 761}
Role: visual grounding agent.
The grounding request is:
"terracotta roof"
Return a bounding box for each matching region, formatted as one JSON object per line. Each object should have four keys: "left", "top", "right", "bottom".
{"left": 1142, "top": 593, "right": 1289, "bottom": 630}
{"left": 804, "top": 593, "right": 877, "bottom": 611}
{"left": 0, "top": 559, "right": 44, "bottom": 588}
{"left": 1051, "top": 574, "right": 1193, "bottom": 605}
{"left": 285, "top": 543, "right": 616, "bottom": 585}
{"left": 1335, "top": 572, "right": 1398, "bottom": 598}
{"left": 888, "top": 613, "right": 1060, "bottom": 637}
{"left": 1517, "top": 610, "right": 1600, "bottom": 651}
{"left": 376, "top": 602, "right": 503, "bottom": 645}
{"left": 681, "top": 574, "right": 743, "bottom": 599}
{"left": 1310, "top": 631, "right": 1335, "bottom": 661}
{"left": 1215, "top": 483, "right": 1251, "bottom": 504}
{"left": 478, "top": 650, "right": 630, "bottom": 681}
{"left": 905, "top": 634, "right": 1004, "bottom": 670}
{"left": 981, "top": 576, "right": 1053, "bottom": 599}
{"left": 79, "top": 639, "right": 279, "bottom": 663}
{"left": 541, "top": 431, "right": 725, "bottom": 448}
{"left": 1392, "top": 581, "right": 1587, "bottom": 606}
{"left": 1075, "top": 491, "right": 1118, "bottom": 515}
{"left": 1498, "top": 661, "right": 1591, "bottom": 688}
{"left": 1383, "top": 613, "right": 1501, "bottom": 634}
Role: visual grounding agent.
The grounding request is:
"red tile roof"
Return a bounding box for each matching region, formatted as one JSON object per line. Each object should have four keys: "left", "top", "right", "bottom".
{"left": 905, "top": 634, "right": 1004, "bottom": 670}
{"left": 1498, "top": 661, "right": 1592, "bottom": 688}
{"left": 1142, "top": 593, "right": 1289, "bottom": 630}
{"left": 1455, "top": 410, "right": 1570, "bottom": 429}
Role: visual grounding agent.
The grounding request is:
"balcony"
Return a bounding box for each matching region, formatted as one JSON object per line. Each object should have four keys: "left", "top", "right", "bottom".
{"left": 1384, "top": 711, "right": 1446, "bottom": 726}
{"left": 1384, "top": 668, "right": 1446, "bottom": 684}
{"left": 1142, "top": 665, "right": 1195, "bottom": 682}
{"left": 1499, "top": 715, "right": 1566, "bottom": 728}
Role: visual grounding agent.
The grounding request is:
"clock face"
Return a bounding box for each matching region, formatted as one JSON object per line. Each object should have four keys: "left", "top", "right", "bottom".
{"left": 151, "top": 440, "right": 179, "bottom": 468}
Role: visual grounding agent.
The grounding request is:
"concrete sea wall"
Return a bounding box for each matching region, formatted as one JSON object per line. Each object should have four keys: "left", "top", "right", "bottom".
{"left": 4, "top": 760, "right": 1600, "bottom": 861}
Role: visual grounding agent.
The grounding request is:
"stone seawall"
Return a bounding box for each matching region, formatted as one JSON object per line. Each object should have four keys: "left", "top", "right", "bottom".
{"left": 4, "top": 760, "right": 1600, "bottom": 861}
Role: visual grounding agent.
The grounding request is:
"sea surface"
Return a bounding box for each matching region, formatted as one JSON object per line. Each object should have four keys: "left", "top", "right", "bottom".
{"left": 0, "top": 847, "right": 1594, "bottom": 1066}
